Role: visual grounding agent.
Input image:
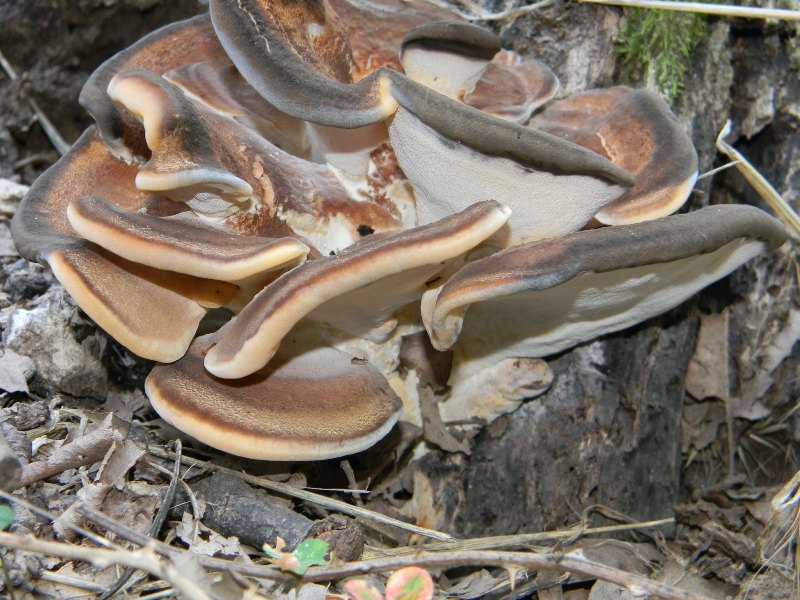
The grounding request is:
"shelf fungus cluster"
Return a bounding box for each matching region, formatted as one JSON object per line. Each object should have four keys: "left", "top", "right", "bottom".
{"left": 13, "top": 0, "right": 787, "bottom": 460}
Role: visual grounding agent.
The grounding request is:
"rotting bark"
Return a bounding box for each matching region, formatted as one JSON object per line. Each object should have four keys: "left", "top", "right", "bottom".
{"left": 402, "top": 3, "right": 799, "bottom": 536}
{"left": 173, "top": 472, "right": 315, "bottom": 550}
{"left": 413, "top": 309, "right": 697, "bottom": 536}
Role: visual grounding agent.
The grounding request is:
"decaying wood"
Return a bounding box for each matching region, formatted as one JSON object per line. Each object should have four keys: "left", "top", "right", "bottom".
{"left": 148, "top": 446, "right": 456, "bottom": 542}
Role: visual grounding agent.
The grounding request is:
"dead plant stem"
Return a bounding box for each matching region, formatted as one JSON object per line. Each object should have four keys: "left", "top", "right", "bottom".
{"left": 100, "top": 440, "right": 183, "bottom": 599}
{"left": 364, "top": 518, "right": 674, "bottom": 557}
{"left": 0, "top": 50, "right": 70, "bottom": 155}
{"left": 304, "top": 550, "right": 711, "bottom": 600}
{"left": 75, "top": 506, "right": 691, "bottom": 596}
{"left": 0, "top": 489, "right": 118, "bottom": 550}
{"left": 0, "top": 532, "right": 211, "bottom": 600}
{"left": 579, "top": 0, "right": 800, "bottom": 20}
{"left": 76, "top": 505, "right": 295, "bottom": 584}
{"left": 147, "top": 446, "right": 455, "bottom": 542}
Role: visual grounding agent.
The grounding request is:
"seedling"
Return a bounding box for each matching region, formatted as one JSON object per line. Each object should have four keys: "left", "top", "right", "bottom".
{"left": 263, "top": 538, "right": 331, "bottom": 575}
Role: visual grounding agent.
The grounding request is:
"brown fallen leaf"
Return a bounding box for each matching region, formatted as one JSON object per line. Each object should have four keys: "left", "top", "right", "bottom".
{"left": 54, "top": 482, "right": 111, "bottom": 540}
{"left": 18, "top": 413, "right": 129, "bottom": 487}
{"left": 682, "top": 401, "right": 725, "bottom": 456}
{"left": 419, "top": 385, "right": 471, "bottom": 455}
{"left": 176, "top": 513, "right": 245, "bottom": 557}
{"left": 685, "top": 311, "right": 730, "bottom": 403}
{"left": 0, "top": 349, "right": 35, "bottom": 394}
{"left": 96, "top": 438, "right": 146, "bottom": 485}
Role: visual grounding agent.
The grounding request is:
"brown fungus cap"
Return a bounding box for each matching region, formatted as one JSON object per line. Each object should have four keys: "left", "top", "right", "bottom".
{"left": 531, "top": 87, "right": 699, "bottom": 225}
{"left": 146, "top": 334, "right": 402, "bottom": 461}
{"left": 67, "top": 195, "right": 308, "bottom": 283}
{"left": 462, "top": 50, "right": 559, "bottom": 123}
{"left": 51, "top": 246, "right": 234, "bottom": 358}
{"left": 113, "top": 67, "right": 399, "bottom": 234}
{"left": 209, "top": 0, "right": 397, "bottom": 128}
{"left": 79, "top": 14, "right": 228, "bottom": 160}
{"left": 422, "top": 204, "right": 787, "bottom": 381}
{"left": 108, "top": 69, "right": 253, "bottom": 211}
{"left": 204, "top": 200, "right": 511, "bottom": 380}
{"left": 401, "top": 21, "right": 501, "bottom": 57}
{"left": 327, "top": 0, "right": 460, "bottom": 80}
{"left": 165, "top": 60, "right": 310, "bottom": 158}
{"left": 386, "top": 74, "right": 634, "bottom": 245}
{"left": 189, "top": 108, "right": 402, "bottom": 255}
{"left": 10, "top": 128, "right": 234, "bottom": 362}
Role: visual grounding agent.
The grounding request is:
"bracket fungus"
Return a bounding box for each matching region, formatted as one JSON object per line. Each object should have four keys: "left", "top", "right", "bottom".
{"left": 12, "top": 1, "right": 788, "bottom": 460}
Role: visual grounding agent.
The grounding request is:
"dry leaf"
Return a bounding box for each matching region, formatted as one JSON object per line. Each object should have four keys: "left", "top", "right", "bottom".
{"left": 419, "top": 385, "right": 471, "bottom": 454}
{"left": 442, "top": 570, "right": 505, "bottom": 599}
{"left": 656, "top": 559, "right": 733, "bottom": 599}
{"left": 588, "top": 581, "right": 636, "bottom": 600}
{"left": 177, "top": 512, "right": 244, "bottom": 557}
{"left": 0, "top": 349, "right": 35, "bottom": 393}
{"left": 19, "top": 413, "right": 129, "bottom": 486}
{"left": 53, "top": 482, "right": 111, "bottom": 540}
{"left": 102, "top": 482, "right": 162, "bottom": 535}
{"left": 685, "top": 311, "right": 730, "bottom": 402}
{"left": 96, "top": 438, "right": 146, "bottom": 485}
{"left": 682, "top": 401, "right": 725, "bottom": 455}
{"left": 103, "top": 388, "right": 149, "bottom": 421}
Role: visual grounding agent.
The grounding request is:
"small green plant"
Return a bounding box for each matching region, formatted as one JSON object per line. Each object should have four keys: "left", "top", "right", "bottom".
{"left": 263, "top": 538, "right": 330, "bottom": 575}
{"left": 616, "top": 2, "right": 710, "bottom": 103}
{"left": 0, "top": 504, "right": 15, "bottom": 600}
{"left": 0, "top": 505, "right": 12, "bottom": 531}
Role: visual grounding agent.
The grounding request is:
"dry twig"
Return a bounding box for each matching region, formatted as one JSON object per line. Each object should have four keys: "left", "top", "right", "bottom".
{"left": 0, "top": 531, "right": 212, "bottom": 600}
{"left": 303, "top": 550, "right": 710, "bottom": 599}
{"left": 0, "top": 489, "right": 117, "bottom": 550}
{"left": 148, "top": 446, "right": 455, "bottom": 542}
{"left": 364, "top": 518, "right": 674, "bottom": 558}
{"left": 144, "top": 457, "right": 202, "bottom": 546}
{"left": 0, "top": 489, "right": 705, "bottom": 600}
{"left": 716, "top": 120, "right": 800, "bottom": 238}
{"left": 579, "top": 0, "right": 800, "bottom": 20}
{"left": 77, "top": 505, "right": 294, "bottom": 584}
{"left": 0, "top": 522, "right": 706, "bottom": 600}
{"left": 100, "top": 440, "right": 184, "bottom": 599}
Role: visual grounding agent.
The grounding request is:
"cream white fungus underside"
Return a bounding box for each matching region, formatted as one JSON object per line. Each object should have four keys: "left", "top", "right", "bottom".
{"left": 442, "top": 238, "right": 765, "bottom": 383}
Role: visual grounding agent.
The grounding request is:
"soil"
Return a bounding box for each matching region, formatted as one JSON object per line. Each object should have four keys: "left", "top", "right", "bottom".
{"left": 0, "top": 1, "right": 798, "bottom": 598}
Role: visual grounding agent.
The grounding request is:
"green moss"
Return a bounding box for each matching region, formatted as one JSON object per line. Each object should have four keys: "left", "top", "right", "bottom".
{"left": 616, "top": 4, "right": 710, "bottom": 103}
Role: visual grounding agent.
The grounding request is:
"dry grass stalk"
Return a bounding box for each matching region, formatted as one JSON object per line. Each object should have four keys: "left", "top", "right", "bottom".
{"left": 0, "top": 532, "right": 212, "bottom": 600}
{"left": 363, "top": 518, "right": 674, "bottom": 558}
{"left": 579, "top": 0, "right": 800, "bottom": 21}
{"left": 716, "top": 120, "right": 800, "bottom": 239}
{"left": 419, "top": 0, "right": 557, "bottom": 20}
{"left": 148, "top": 446, "right": 456, "bottom": 542}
